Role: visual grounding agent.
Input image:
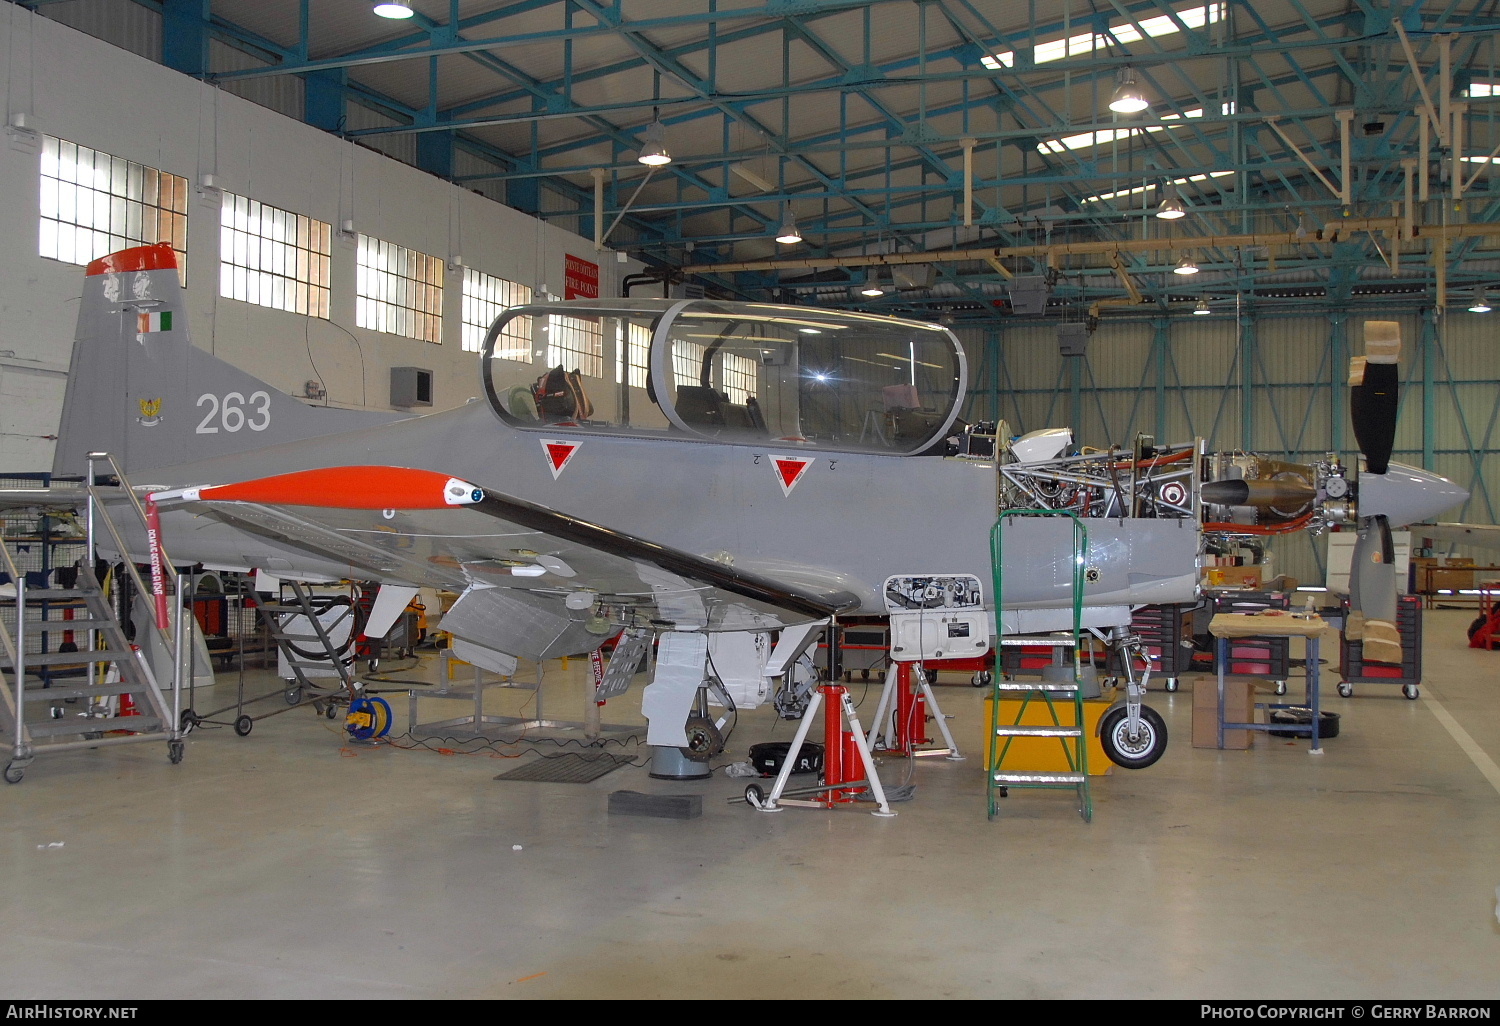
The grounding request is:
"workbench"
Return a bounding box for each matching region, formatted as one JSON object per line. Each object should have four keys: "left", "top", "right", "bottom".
{"left": 1209, "top": 612, "right": 1336, "bottom": 754}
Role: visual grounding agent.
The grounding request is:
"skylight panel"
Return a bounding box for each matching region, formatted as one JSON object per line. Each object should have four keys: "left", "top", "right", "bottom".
{"left": 1082, "top": 169, "right": 1233, "bottom": 205}
{"left": 981, "top": 3, "right": 1222, "bottom": 71}
{"left": 1038, "top": 103, "right": 1233, "bottom": 154}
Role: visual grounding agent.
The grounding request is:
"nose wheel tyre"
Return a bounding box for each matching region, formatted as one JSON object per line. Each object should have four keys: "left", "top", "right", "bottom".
{"left": 1099, "top": 705, "right": 1168, "bottom": 770}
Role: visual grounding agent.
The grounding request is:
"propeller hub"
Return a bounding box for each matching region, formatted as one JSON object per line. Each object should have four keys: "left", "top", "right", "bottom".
{"left": 1356, "top": 463, "right": 1469, "bottom": 527}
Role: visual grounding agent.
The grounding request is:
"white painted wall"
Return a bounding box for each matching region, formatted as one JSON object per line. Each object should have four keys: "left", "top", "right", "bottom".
{"left": 0, "top": 8, "right": 641, "bottom": 471}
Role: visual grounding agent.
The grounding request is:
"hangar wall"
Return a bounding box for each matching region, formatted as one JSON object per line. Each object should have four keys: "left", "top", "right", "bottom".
{"left": 960, "top": 307, "right": 1500, "bottom": 586}
{"left": 0, "top": 7, "right": 641, "bottom": 470}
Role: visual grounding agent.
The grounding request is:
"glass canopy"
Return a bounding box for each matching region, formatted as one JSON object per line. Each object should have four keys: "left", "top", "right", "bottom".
{"left": 480, "top": 298, "right": 966, "bottom": 455}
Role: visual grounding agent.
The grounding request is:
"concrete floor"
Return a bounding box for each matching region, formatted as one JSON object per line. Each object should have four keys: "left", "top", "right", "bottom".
{"left": 2, "top": 608, "right": 1498, "bottom": 999}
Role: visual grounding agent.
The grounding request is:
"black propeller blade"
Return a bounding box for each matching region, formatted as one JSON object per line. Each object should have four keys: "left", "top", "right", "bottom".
{"left": 1346, "top": 322, "right": 1404, "bottom": 663}
{"left": 1349, "top": 322, "right": 1400, "bottom": 476}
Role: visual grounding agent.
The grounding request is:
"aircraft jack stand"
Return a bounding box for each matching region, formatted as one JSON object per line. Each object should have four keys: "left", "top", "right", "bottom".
{"left": 743, "top": 682, "right": 896, "bottom": 817}
{"left": 866, "top": 662, "right": 964, "bottom": 760}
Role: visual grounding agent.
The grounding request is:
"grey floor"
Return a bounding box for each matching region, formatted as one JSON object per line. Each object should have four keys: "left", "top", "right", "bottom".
{"left": 2, "top": 608, "right": 1498, "bottom": 1000}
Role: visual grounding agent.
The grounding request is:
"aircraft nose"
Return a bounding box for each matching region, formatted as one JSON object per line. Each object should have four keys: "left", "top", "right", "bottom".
{"left": 1359, "top": 462, "right": 1469, "bottom": 526}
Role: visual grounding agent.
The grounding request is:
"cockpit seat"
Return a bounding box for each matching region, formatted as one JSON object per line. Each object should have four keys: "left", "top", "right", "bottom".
{"left": 533, "top": 366, "right": 595, "bottom": 423}
{"left": 675, "top": 385, "right": 766, "bottom": 437}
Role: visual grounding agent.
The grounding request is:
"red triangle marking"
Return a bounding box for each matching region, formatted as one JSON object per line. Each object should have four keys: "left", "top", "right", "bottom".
{"left": 541, "top": 438, "right": 581, "bottom": 478}
{"left": 771, "top": 456, "right": 814, "bottom": 495}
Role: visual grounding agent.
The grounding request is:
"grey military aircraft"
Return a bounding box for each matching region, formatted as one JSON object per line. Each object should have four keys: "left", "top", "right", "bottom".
{"left": 41, "top": 244, "right": 1468, "bottom": 772}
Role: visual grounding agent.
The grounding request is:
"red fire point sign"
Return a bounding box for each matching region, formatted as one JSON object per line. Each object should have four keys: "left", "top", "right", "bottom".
{"left": 565, "top": 254, "right": 600, "bottom": 299}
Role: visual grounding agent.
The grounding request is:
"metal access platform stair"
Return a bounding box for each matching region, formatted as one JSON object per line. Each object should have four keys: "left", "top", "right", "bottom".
{"left": 0, "top": 453, "right": 188, "bottom": 782}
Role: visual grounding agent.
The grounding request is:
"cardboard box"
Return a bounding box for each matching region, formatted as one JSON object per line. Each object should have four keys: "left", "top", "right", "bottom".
{"left": 1412, "top": 557, "right": 1475, "bottom": 594}
{"left": 1191, "top": 675, "right": 1257, "bottom": 749}
{"left": 1203, "top": 565, "right": 1265, "bottom": 589}
{"left": 985, "top": 696, "right": 1113, "bottom": 775}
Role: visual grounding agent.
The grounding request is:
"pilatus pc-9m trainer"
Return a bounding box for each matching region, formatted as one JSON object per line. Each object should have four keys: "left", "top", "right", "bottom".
{"left": 44, "top": 244, "right": 1468, "bottom": 772}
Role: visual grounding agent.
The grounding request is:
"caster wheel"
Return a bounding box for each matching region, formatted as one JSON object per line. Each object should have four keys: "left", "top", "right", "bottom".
{"left": 998, "top": 786, "right": 1009, "bottom": 798}
{"left": 1274, "top": 681, "right": 1287, "bottom": 696}
{"left": 1099, "top": 705, "right": 1169, "bottom": 769}
{"left": 971, "top": 671, "right": 993, "bottom": 688}
{"left": 744, "top": 784, "right": 765, "bottom": 807}
{"left": 842, "top": 671, "right": 852, "bottom": 683}
{"left": 925, "top": 669, "right": 939, "bottom": 685}
{"left": 1164, "top": 677, "right": 1179, "bottom": 693}
{"left": 860, "top": 669, "right": 870, "bottom": 681}
{"left": 284, "top": 686, "right": 302, "bottom": 706}
{"left": 234, "top": 715, "right": 253, "bottom": 737}
{"left": 4, "top": 763, "right": 23, "bottom": 784}
{"left": 1402, "top": 684, "right": 1420, "bottom": 700}
{"left": 48, "top": 706, "right": 64, "bottom": 719}
{"left": 1337, "top": 682, "right": 1353, "bottom": 698}
{"left": 168, "top": 740, "right": 185, "bottom": 765}
{"left": 326, "top": 705, "right": 339, "bottom": 720}
{"left": 179, "top": 710, "right": 198, "bottom": 734}
{"left": 368, "top": 659, "right": 380, "bottom": 672}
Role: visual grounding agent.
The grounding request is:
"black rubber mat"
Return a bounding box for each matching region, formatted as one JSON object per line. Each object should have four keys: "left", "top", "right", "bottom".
{"left": 493, "top": 752, "right": 632, "bottom": 783}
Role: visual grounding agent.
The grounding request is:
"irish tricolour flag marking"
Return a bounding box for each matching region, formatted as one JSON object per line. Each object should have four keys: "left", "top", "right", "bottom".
{"left": 137, "top": 311, "right": 172, "bottom": 333}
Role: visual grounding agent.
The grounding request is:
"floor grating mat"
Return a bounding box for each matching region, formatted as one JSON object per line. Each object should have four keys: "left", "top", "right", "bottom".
{"left": 494, "top": 752, "right": 634, "bottom": 783}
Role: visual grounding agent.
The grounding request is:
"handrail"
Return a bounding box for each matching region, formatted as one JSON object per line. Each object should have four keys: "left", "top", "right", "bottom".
{"left": 84, "top": 453, "right": 178, "bottom": 670}
{"left": 0, "top": 530, "right": 25, "bottom": 668}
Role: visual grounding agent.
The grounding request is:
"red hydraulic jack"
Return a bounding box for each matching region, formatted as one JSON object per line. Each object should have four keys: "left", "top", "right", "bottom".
{"left": 865, "top": 661, "right": 964, "bottom": 760}
{"left": 743, "top": 681, "right": 896, "bottom": 817}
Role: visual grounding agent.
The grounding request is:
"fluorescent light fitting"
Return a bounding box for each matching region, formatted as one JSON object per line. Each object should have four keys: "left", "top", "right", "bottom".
{"left": 1109, "top": 67, "right": 1150, "bottom": 114}
{"left": 775, "top": 205, "right": 802, "bottom": 245}
{"left": 372, "top": 3, "right": 415, "bottom": 18}
{"left": 1193, "top": 298, "right": 1211, "bottom": 314}
{"left": 861, "top": 282, "right": 886, "bottom": 297}
{"left": 1174, "top": 256, "right": 1200, "bottom": 275}
{"left": 1156, "top": 188, "right": 1186, "bottom": 219}
{"left": 636, "top": 119, "right": 671, "bottom": 166}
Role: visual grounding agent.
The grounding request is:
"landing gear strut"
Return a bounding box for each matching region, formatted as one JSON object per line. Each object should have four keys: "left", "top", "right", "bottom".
{"left": 1098, "top": 626, "right": 1169, "bottom": 769}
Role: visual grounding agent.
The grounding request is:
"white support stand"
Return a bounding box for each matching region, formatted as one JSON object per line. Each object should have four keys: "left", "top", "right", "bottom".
{"left": 746, "top": 684, "right": 896, "bottom": 817}
{"left": 865, "top": 662, "right": 964, "bottom": 760}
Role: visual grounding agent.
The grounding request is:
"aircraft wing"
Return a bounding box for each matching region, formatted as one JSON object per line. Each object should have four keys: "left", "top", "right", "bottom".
{"left": 150, "top": 466, "right": 859, "bottom": 658}
{"left": 0, "top": 486, "right": 89, "bottom": 510}
{"left": 1411, "top": 523, "right": 1500, "bottom": 550}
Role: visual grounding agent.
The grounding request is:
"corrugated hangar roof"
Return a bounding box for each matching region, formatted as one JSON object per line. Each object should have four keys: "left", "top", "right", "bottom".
{"left": 22, "top": 0, "right": 1500, "bottom": 324}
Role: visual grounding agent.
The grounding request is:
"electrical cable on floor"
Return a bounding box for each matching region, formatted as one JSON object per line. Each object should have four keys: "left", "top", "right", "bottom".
{"left": 384, "top": 729, "right": 647, "bottom": 756}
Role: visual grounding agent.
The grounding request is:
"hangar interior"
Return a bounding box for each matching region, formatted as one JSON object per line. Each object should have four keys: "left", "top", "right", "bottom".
{"left": 0, "top": 0, "right": 1497, "bottom": 1001}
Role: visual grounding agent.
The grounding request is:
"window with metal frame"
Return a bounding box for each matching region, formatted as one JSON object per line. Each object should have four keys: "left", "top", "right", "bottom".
{"left": 720, "top": 352, "right": 758, "bottom": 404}
{"left": 39, "top": 135, "right": 188, "bottom": 279}
{"left": 356, "top": 234, "right": 444, "bottom": 343}
{"left": 672, "top": 339, "right": 706, "bottom": 388}
{"left": 219, "top": 193, "right": 331, "bottom": 318}
{"left": 462, "top": 267, "right": 532, "bottom": 356}
{"left": 545, "top": 314, "right": 603, "bottom": 377}
{"left": 615, "top": 320, "right": 650, "bottom": 387}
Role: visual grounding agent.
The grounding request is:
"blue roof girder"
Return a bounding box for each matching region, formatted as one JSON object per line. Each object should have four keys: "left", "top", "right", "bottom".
{"left": 209, "top": 0, "right": 906, "bottom": 83}
{"left": 446, "top": 50, "right": 771, "bottom": 240}
{"left": 161, "top": 0, "right": 210, "bottom": 78}
{"left": 562, "top": 0, "right": 943, "bottom": 235}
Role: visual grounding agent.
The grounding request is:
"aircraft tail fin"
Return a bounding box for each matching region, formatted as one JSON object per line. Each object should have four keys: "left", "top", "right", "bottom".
{"left": 52, "top": 243, "right": 393, "bottom": 480}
